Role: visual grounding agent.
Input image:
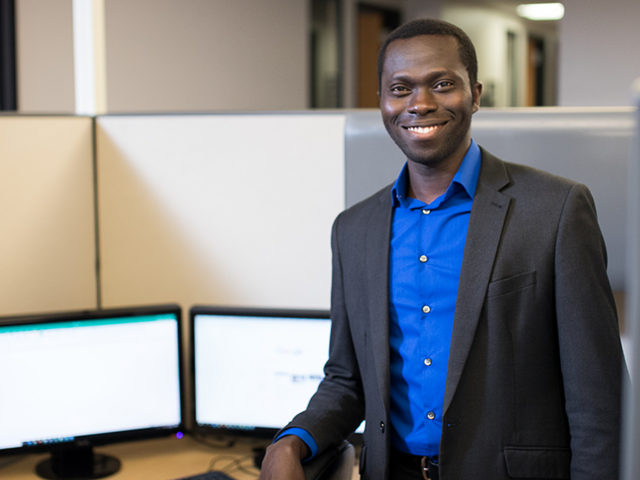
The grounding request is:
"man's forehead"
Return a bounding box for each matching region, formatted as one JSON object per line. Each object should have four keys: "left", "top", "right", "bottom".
{"left": 386, "top": 34, "right": 459, "bottom": 55}
{"left": 382, "top": 35, "right": 462, "bottom": 74}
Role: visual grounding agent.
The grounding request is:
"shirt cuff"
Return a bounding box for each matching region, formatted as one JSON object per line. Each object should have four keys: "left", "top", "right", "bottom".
{"left": 274, "top": 428, "right": 318, "bottom": 460}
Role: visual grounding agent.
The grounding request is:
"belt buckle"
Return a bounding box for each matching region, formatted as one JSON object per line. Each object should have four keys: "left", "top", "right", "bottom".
{"left": 420, "top": 456, "right": 430, "bottom": 480}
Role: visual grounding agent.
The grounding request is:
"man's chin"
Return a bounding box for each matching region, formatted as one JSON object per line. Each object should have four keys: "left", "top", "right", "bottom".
{"left": 405, "top": 152, "right": 449, "bottom": 169}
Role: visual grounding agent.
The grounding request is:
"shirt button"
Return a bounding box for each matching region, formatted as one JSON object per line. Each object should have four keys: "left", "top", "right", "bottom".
{"left": 419, "top": 255, "right": 428, "bottom": 263}
{"left": 422, "top": 209, "right": 431, "bottom": 215}
{"left": 427, "top": 412, "right": 436, "bottom": 420}
{"left": 422, "top": 305, "right": 431, "bottom": 314}
{"left": 424, "top": 358, "right": 432, "bottom": 366}
{"left": 379, "top": 421, "right": 385, "bottom": 433}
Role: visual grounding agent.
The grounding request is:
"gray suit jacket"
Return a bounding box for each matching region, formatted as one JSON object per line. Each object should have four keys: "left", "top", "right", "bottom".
{"left": 285, "top": 148, "right": 625, "bottom": 480}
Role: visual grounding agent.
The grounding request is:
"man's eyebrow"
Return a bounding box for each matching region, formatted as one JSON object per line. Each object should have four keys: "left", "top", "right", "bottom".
{"left": 388, "top": 69, "right": 459, "bottom": 82}
{"left": 387, "top": 73, "right": 413, "bottom": 83}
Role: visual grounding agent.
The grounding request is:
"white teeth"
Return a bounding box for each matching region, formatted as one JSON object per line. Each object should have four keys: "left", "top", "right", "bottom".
{"left": 407, "top": 125, "right": 439, "bottom": 133}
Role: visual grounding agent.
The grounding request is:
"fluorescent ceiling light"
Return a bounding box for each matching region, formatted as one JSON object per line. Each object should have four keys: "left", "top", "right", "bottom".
{"left": 517, "top": 3, "right": 565, "bottom": 21}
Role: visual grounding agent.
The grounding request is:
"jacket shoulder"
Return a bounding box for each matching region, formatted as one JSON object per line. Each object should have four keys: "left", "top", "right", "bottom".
{"left": 480, "top": 147, "right": 584, "bottom": 198}
{"left": 335, "top": 184, "right": 392, "bottom": 227}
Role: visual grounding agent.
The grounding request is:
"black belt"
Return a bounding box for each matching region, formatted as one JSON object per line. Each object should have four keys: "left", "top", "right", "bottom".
{"left": 390, "top": 449, "right": 440, "bottom": 480}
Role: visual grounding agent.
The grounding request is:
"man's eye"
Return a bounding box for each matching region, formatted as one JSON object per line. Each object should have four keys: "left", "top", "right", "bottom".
{"left": 391, "top": 86, "right": 409, "bottom": 93}
{"left": 435, "top": 81, "right": 454, "bottom": 90}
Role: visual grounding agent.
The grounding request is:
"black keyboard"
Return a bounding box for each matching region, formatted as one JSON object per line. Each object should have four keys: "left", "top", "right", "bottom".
{"left": 175, "top": 471, "right": 237, "bottom": 480}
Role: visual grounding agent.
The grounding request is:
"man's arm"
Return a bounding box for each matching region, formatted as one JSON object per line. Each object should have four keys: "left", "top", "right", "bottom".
{"left": 260, "top": 435, "right": 310, "bottom": 480}
{"left": 260, "top": 213, "right": 367, "bottom": 477}
{"left": 554, "top": 183, "right": 626, "bottom": 479}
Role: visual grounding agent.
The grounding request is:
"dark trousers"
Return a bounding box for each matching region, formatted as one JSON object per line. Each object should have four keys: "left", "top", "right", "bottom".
{"left": 389, "top": 449, "right": 428, "bottom": 480}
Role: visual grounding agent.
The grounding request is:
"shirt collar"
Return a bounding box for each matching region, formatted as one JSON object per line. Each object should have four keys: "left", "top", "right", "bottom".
{"left": 391, "top": 139, "right": 482, "bottom": 208}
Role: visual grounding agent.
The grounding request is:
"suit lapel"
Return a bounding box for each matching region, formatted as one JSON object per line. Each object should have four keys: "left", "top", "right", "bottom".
{"left": 366, "top": 189, "right": 393, "bottom": 411}
{"left": 443, "top": 150, "right": 512, "bottom": 415}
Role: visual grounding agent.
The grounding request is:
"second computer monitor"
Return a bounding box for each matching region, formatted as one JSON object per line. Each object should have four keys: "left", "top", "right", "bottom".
{"left": 190, "top": 306, "right": 336, "bottom": 437}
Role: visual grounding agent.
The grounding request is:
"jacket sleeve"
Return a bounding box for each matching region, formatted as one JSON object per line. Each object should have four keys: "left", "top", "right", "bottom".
{"left": 278, "top": 213, "right": 366, "bottom": 454}
{"left": 554, "top": 183, "right": 627, "bottom": 479}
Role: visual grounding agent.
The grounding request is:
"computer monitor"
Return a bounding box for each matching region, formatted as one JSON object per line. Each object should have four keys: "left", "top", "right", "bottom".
{"left": 0, "top": 304, "right": 184, "bottom": 479}
{"left": 191, "top": 306, "right": 364, "bottom": 438}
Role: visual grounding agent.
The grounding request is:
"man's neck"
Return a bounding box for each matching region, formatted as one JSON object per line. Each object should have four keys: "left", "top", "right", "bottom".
{"left": 406, "top": 153, "right": 465, "bottom": 205}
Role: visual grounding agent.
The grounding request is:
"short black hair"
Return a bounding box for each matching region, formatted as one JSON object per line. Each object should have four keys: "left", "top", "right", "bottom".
{"left": 377, "top": 18, "right": 478, "bottom": 88}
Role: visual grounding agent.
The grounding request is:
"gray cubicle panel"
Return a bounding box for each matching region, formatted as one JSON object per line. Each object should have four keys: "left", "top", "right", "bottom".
{"left": 0, "top": 116, "right": 98, "bottom": 317}
{"left": 621, "top": 81, "right": 640, "bottom": 480}
{"left": 96, "top": 113, "right": 345, "bottom": 312}
{"left": 345, "top": 108, "right": 633, "bottom": 292}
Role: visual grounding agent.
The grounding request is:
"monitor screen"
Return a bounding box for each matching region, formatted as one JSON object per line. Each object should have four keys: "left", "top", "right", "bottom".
{"left": 0, "top": 304, "right": 184, "bottom": 479}
{"left": 191, "top": 306, "right": 363, "bottom": 437}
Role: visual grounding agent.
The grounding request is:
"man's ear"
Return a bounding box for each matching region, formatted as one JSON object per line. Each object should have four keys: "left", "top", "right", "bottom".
{"left": 472, "top": 82, "right": 483, "bottom": 113}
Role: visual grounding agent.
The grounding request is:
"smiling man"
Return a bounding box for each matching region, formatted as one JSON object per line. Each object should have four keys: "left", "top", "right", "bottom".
{"left": 260, "top": 19, "right": 625, "bottom": 480}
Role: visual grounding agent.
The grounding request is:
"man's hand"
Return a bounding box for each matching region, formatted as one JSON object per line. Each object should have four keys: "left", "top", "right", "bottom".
{"left": 259, "top": 435, "right": 311, "bottom": 480}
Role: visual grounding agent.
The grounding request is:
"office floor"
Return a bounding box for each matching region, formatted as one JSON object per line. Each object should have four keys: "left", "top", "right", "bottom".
{"left": 0, "top": 435, "right": 359, "bottom": 480}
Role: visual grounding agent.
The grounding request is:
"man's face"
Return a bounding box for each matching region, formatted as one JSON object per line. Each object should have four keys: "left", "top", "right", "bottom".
{"left": 379, "top": 35, "right": 481, "bottom": 168}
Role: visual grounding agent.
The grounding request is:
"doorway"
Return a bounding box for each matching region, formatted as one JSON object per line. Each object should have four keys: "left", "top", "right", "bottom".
{"left": 357, "top": 4, "right": 400, "bottom": 108}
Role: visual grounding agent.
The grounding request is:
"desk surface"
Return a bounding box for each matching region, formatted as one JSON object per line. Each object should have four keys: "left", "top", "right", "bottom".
{"left": 0, "top": 436, "right": 360, "bottom": 480}
{"left": 1, "top": 435, "right": 267, "bottom": 480}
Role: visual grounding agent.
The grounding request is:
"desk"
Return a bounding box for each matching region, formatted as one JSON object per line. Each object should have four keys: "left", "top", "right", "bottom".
{"left": 0, "top": 436, "right": 360, "bottom": 480}
{"left": 1, "top": 436, "right": 264, "bottom": 480}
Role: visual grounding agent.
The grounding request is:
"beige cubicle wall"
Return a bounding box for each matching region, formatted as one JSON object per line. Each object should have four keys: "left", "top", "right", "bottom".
{"left": 96, "top": 114, "right": 345, "bottom": 312}
{"left": 0, "top": 116, "right": 97, "bottom": 317}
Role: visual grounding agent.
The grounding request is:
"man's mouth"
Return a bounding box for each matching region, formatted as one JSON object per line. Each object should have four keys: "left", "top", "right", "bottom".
{"left": 403, "top": 123, "right": 445, "bottom": 137}
{"left": 405, "top": 125, "right": 441, "bottom": 134}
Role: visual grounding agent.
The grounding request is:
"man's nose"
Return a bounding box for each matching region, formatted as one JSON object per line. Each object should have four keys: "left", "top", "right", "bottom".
{"left": 407, "top": 89, "right": 437, "bottom": 115}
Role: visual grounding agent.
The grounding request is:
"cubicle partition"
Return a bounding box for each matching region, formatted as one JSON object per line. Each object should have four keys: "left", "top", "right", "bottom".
{"left": 0, "top": 116, "right": 97, "bottom": 317}
{"left": 0, "top": 108, "right": 632, "bottom": 319}
{"left": 345, "top": 108, "right": 633, "bottom": 292}
{"left": 621, "top": 81, "right": 640, "bottom": 480}
{"left": 95, "top": 114, "right": 345, "bottom": 312}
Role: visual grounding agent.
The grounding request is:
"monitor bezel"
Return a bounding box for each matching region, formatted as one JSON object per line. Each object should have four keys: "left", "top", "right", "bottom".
{"left": 189, "top": 305, "right": 331, "bottom": 439}
{"left": 0, "top": 303, "right": 186, "bottom": 458}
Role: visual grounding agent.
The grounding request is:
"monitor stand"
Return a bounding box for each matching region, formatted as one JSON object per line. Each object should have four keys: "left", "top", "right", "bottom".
{"left": 35, "top": 446, "right": 120, "bottom": 480}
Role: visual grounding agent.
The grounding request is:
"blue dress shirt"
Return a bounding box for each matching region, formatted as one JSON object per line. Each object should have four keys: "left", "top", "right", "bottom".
{"left": 389, "top": 140, "right": 481, "bottom": 457}
{"left": 277, "top": 141, "right": 482, "bottom": 459}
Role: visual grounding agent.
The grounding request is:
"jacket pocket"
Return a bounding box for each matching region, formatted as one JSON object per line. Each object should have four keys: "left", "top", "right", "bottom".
{"left": 487, "top": 271, "right": 536, "bottom": 298}
{"left": 503, "top": 446, "right": 571, "bottom": 479}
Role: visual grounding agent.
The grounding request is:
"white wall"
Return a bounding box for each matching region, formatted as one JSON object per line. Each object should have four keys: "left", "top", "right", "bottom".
{"left": 558, "top": 0, "right": 640, "bottom": 107}
{"left": 104, "top": 0, "right": 309, "bottom": 112}
{"left": 16, "top": 0, "right": 75, "bottom": 113}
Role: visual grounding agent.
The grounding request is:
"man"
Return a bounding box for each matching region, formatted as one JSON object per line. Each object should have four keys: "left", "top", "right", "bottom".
{"left": 261, "top": 18, "right": 625, "bottom": 480}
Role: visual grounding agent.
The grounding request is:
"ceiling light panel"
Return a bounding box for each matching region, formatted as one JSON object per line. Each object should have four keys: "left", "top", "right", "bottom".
{"left": 516, "top": 3, "right": 565, "bottom": 21}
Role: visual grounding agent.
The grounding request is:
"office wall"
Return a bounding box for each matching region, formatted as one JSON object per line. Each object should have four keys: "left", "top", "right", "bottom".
{"left": 0, "top": 116, "right": 97, "bottom": 317}
{"left": 13, "top": 1, "right": 640, "bottom": 111}
{"left": 15, "top": 0, "right": 309, "bottom": 113}
{"left": 559, "top": 0, "right": 640, "bottom": 107}
{"left": 15, "top": 0, "right": 75, "bottom": 113}
{"left": 104, "top": 0, "right": 309, "bottom": 112}
{"left": 442, "top": 6, "right": 528, "bottom": 107}
{"left": 96, "top": 114, "right": 345, "bottom": 312}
